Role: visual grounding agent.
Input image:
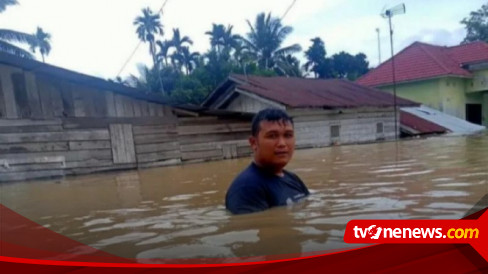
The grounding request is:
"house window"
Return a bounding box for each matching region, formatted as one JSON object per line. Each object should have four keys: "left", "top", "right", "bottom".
{"left": 376, "top": 122, "right": 384, "bottom": 134}
{"left": 330, "top": 125, "right": 340, "bottom": 138}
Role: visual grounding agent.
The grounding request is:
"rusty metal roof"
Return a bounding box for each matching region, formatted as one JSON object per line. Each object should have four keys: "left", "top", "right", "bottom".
{"left": 222, "top": 74, "right": 418, "bottom": 109}
{"left": 400, "top": 110, "right": 448, "bottom": 135}
{"left": 0, "top": 52, "right": 172, "bottom": 106}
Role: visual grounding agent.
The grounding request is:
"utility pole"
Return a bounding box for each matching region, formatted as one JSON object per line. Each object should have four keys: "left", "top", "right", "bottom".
{"left": 382, "top": 3, "right": 405, "bottom": 141}
{"left": 376, "top": 28, "right": 381, "bottom": 65}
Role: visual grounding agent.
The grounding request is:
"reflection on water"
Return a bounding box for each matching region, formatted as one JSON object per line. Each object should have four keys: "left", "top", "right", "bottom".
{"left": 1, "top": 133, "right": 487, "bottom": 259}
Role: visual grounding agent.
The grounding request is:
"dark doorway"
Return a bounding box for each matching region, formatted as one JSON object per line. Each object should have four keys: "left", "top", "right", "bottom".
{"left": 466, "top": 104, "right": 482, "bottom": 125}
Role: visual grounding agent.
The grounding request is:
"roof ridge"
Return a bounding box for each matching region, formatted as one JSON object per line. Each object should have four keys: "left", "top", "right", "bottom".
{"left": 356, "top": 41, "right": 425, "bottom": 83}
{"left": 418, "top": 43, "right": 454, "bottom": 74}
{"left": 447, "top": 40, "right": 488, "bottom": 49}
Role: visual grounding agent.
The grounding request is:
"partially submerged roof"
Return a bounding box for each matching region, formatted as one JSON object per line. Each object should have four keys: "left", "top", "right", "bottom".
{"left": 0, "top": 52, "right": 170, "bottom": 105}
{"left": 357, "top": 41, "right": 488, "bottom": 87}
{"left": 401, "top": 105, "right": 486, "bottom": 136}
{"left": 400, "top": 110, "right": 448, "bottom": 135}
{"left": 203, "top": 74, "right": 418, "bottom": 109}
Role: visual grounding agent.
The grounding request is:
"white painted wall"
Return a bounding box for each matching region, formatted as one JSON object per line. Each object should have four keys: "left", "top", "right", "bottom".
{"left": 293, "top": 110, "right": 396, "bottom": 148}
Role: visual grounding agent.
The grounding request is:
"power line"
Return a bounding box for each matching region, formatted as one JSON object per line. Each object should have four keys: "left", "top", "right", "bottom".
{"left": 116, "top": 0, "right": 170, "bottom": 78}
{"left": 281, "top": 0, "right": 297, "bottom": 20}
{"left": 116, "top": 41, "right": 143, "bottom": 77}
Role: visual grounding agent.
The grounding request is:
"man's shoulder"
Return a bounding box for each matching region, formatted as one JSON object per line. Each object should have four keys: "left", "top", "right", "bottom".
{"left": 230, "top": 163, "right": 266, "bottom": 187}
{"left": 225, "top": 163, "right": 271, "bottom": 214}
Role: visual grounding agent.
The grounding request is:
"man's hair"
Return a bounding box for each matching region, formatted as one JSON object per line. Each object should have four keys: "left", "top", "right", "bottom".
{"left": 251, "top": 108, "right": 294, "bottom": 136}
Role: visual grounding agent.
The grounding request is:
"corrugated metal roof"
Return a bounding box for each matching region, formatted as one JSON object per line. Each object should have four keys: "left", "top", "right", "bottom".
{"left": 357, "top": 41, "right": 488, "bottom": 87}
{"left": 400, "top": 110, "right": 448, "bottom": 135}
{"left": 225, "top": 74, "right": 418, "bottom": 108}
{"left": 401, "top": 105, "right": 486, "bottom": 136}
{"left": 0, "top": 52, "right": 171, "bottom": 106}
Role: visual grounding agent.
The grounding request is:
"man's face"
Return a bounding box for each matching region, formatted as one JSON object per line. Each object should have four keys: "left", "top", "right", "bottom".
{"left": 249, "top": 120, "right": 295, "bottom": 170}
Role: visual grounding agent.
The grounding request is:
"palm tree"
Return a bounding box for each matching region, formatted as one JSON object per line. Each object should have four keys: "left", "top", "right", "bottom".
{"left": 205, "top": 24, "right": 226, "bottom": 53}
{"left": 172, "top": 46, "right": 200, "bottom": 75}
{"left": 167, "top": 28, "right": 193, "bottom": 73}
{"left": 223, "top": 25, "right": 242, "bottom": 49}
{"left": 242, "top": 12, "right": 301, "bottom": 71}
{"left": 205, "top": 24, "right": 242, "bottom": 55}
{"left": 0, "top": 0, "right": 16, "bottom": 12}
{"left": 0, "top": 0, "right": 36, "bottom": 58}
{"left": 133, "top": 7, "right": 163, "bottom": 67}
{"left": 169, "top": 28, "right": 192, "bottom": 52}
{"left": 29, "top": 27, "right": 51, "bottom": 62}
{"left": 276, "top": 54, "right": 303, "bottom": 77}
{"left": 156, "top": 39, "right": 171, "bottom": 66}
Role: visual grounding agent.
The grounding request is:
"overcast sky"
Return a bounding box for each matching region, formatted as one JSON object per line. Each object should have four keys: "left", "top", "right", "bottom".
{"left": 0, "top": 0, "right": 485, "bottom": 79}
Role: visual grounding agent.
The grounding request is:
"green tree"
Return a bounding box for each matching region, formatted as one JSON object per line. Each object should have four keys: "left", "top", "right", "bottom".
{"left": 172, "top": 46, "right": 200, "bottom": 75}
{"left": 205, "top": 24, "right": 226, "bottom": 53}
{"left": 168, "top": 28, "right": 193, "bottom": 71}
{"left": 304, "top": 37, "right": 328, "bottom": 78}
{"left": 128, "top": 64, "right": 179, "bottom": 94}
{"left": 29, "top": 27, "right": 51, "bottom": 62}
{"left": 461, "top": 2, "right": 488, "bottom": 43}
{"left": 156, "top": 40, "right": 171, "bottom": 66}
{"left": 169, "top": 28, "right": 192, "bottom": 52}
{"left": 170, "top": 76, "right": 208, "bottom": 105}
{"left": 242, "top": 12, "right": 301, "bottom": 72}
{"left": 331, "top": 51, "right": 369, "bottom": 80}
{"left": 0, "top": 0, "right": 16, "bottom": 12}
{"left": 275, "top": 54, "right": 302, "bottom": 77}
{"left": 134, "top": 7, "right": 163, "bottom": 67}
{"left": 0, "top": 0, "right": 36, "bottom": 58}
{"left": 205, "top": 24, "right": 243, "bottom": 61}
{"left": 222, "top": 25, "right": 242, "bottom": 50}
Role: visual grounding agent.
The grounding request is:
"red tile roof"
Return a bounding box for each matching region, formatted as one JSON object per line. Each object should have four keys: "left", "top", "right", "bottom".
{"left": 203, "top": 74, "right": 418, "bottom": 109}
{"left": 356, "top": 41, "right": 488, "bottom": 87}
{"left": 446, "top": 41, "right": 488, "bottom": 64}
{"left": 400, "top": 110, "right": 448, "bottom": 135}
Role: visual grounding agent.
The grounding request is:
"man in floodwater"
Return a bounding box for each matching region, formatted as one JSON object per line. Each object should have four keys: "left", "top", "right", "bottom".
{"left": 225, "top": 108, "right": 310, "bottom": 214}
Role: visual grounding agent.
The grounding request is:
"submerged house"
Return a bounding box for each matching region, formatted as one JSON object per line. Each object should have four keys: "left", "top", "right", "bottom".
{"left": 202, "top": 74, "right": 418, "bottom": 148}
{"left": 0, "top": 53, "right": 253, "bottom": 182}
{"left": 357, "top": 41, "right": 488, "bottom": 127}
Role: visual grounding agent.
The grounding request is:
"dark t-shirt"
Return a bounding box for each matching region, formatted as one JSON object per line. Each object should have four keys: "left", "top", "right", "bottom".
{"left": 225, "top": 162, "right": 310, "bottom": 214}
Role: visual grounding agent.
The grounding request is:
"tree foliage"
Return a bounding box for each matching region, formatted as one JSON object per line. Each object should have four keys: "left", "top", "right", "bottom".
{"left": 461, "top": 2, "right": 488, "bottom": 43}
{"left": 242, "top": 12, "right": 301, "bottom": 71}
{"left": 127, "top": 10, "right": 370, "bottom": 105}
{"left": 0, "top": 0, "right": 37, "bottom": 59}
{"left": 331, "top": 52, "right": 369, "bottom": 80}
{"left": 303, "top": 38, "right": 368, "bottom": 80}
{"left": 134, "top": 7, "right": 163, "bottom": 67}
{"left": 29, "top": 27, "right": 51, "bottom": 62}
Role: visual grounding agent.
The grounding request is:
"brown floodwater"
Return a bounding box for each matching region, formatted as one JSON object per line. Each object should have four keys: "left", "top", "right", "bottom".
{"left": 1, "top": 133, "right": 487, "bottom": 259}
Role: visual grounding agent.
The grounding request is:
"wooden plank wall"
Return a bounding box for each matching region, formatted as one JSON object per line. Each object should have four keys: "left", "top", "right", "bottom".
{"left": 0, "top": 118, "right": 113, "bottom": 182}
{"left": 133, "top": 123, "right": 181, "bottom": 167}
{"left": 0, "top": 65, "right": 171, "bottom": 120}
{"left": 110, "top": 124, "right": 136, "bottom": 164}
{"left": 0, "top": 64, "right": 254, "bottom": 182}
{"left": 0, "top": 115, "right": 252, "bottom": 182}
{"left": 178, "top": 116, "right": 252, "bottom": 163}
